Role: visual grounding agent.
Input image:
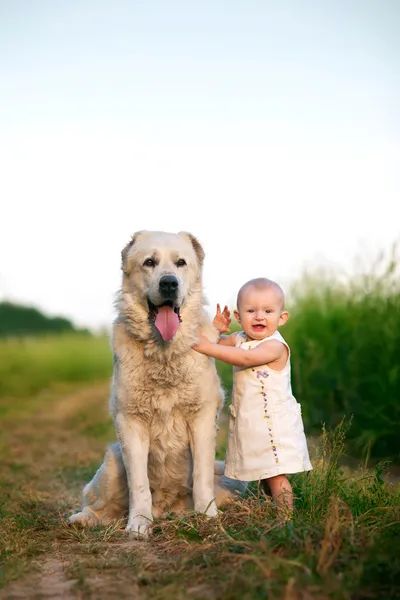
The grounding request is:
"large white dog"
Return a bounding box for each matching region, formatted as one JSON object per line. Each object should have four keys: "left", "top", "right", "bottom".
{"left": 69, "top": 230, "right": 243, "bottom": 538}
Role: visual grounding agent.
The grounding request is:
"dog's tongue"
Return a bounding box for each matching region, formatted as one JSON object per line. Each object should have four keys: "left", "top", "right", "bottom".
{"left": 154, "top": 306, "right": 180, "bottom": 341}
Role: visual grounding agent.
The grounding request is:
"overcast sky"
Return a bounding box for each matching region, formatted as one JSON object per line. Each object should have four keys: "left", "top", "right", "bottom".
{"left": 1, "top": 0, "right": 399, "bottom": 329}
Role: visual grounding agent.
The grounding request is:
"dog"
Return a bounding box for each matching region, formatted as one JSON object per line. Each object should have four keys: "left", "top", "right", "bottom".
{"left": 68, "top": 230, "right": 244, "bottom": 538}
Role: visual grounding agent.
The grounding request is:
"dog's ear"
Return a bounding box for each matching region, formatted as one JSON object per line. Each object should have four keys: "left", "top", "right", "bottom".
{"left": 179, "top": 232, "right": 205, "bottom": 266}
{"left": 121, "top": 231, "right": 142, "bottom": 274}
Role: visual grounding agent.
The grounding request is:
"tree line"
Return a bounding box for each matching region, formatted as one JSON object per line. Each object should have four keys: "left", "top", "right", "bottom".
{"left": 0, "top": 301, "right": 88, "bottom": 337}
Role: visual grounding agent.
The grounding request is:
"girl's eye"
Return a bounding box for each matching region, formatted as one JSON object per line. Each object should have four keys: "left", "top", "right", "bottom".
{"left": 248, "top": 309, "right": 254, "bottom": 313}
{"left": 265, "top": 309, "right": 272, "bottom": 314}
{"left": 176, "top": 259, "right": 187, "bottom": 267}
{"left": 143, "top": 258, "right": 156, "bottom": 268}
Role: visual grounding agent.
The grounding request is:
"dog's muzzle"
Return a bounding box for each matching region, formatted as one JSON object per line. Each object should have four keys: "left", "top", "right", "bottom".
{"left": 159, "top": 275, "right": 179, "bottom": 301}
{"left": 148, "top": 276, "right": 181, "bottom": 342}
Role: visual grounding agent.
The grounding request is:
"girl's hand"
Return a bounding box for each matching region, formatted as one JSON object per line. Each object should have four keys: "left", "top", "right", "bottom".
{"left": 192, "top": 335, "right": 212, "bottom": 354}
{"left": 213, "top": 304, "right": 231, "bottom": 333}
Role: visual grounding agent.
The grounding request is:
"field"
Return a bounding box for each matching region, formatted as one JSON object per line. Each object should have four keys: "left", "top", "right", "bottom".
{"left": 0, "top": 255, "right": 399, "bottom": 599}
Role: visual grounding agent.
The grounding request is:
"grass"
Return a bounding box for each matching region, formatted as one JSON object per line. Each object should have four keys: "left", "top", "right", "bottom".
{"left": 0, "top": 379, "right": 398, "bottom": 599}
{"left": 0, "top": 333, "right": 112, "bottom": 401}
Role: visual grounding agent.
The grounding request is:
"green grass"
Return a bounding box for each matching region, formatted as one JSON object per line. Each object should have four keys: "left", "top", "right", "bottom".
{"left": 282, "top": 247, "right": 400, "bottom": 460}
{"left": 0, "top": 333, "right": 112, "bottom": 400}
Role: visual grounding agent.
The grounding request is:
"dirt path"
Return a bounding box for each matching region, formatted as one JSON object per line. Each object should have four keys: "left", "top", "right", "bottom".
{"left": 0, "top": 383, "right": 159, "bottom": 599}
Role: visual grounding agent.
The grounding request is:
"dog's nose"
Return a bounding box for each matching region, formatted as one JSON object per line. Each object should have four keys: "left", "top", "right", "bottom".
{"left": 159, "top": 275, "right": 179, "bottom": 299}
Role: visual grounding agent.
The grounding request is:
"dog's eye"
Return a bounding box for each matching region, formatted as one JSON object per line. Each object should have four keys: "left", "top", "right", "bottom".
{"left": 176, "top": 259, "right": 186, "bottom": 267}
{"left": 143, "top": 258, "right": 156, "bottom": 268}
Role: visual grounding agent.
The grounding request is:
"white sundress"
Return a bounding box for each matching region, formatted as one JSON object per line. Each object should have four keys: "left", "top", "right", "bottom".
{"left": 224, "top": 331, "right": 313, "bottom": 482}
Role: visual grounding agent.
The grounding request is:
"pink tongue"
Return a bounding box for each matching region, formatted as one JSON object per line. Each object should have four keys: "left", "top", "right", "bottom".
{"left": 154, "top": 306, "right": 180, "bottom": 341}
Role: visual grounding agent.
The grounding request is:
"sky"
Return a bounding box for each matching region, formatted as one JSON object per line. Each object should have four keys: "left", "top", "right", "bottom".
{"left": 1, "top": 0, "right": 399, "bottom": 330}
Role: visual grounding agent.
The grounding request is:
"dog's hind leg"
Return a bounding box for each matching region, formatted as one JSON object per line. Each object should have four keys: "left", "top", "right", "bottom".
{"left": 68, "top": 443, "right": 129, "bottom": 527}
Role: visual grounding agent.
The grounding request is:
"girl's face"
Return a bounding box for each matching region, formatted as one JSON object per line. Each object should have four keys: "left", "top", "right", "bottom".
{"left": 234, "top": 286, "right": 288, "bottom": 340}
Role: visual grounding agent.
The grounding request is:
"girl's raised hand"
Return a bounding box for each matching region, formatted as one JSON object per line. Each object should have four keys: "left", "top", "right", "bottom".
{"left": 213, "top": 303, "right": 231, "bottom": 333}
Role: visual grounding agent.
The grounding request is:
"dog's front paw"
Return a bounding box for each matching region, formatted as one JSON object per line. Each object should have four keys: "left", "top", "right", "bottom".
{"left": 195, "top": 498, "right": 218, "bottom": 518}
{"left": 125, "top": 515, "right": 152, "bottom": 540}
{"left": 204, "top": 502, "right": 218, "bottom": 518}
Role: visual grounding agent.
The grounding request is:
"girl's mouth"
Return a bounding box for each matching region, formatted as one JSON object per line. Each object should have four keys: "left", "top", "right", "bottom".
{"left": 252, "top": 324, "right": 265, "bottom": 331}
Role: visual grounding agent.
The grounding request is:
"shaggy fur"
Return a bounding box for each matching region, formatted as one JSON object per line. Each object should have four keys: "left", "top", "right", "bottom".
{"left": 68, "top": 231, "right": 244, "bottom": 538}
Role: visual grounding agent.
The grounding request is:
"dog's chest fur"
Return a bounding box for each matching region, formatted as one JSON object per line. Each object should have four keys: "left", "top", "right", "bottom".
{"left": 110, "top": 322, "right": 212, "bottom": 420}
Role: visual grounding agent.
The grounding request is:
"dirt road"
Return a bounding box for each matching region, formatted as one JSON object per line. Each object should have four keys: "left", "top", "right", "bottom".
{"left": 0, "top": 382, "right": 228, "bottom": 600}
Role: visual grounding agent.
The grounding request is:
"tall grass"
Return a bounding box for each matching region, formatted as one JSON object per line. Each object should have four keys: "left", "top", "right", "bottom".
{"left": 151, "top": 420, "right": 400, "bottom": 599}
{"left": 283, "top": 247, "right": 400, "bottom": 460}
{"left": 0, "top": 333, "right": 112, "bottom": 399}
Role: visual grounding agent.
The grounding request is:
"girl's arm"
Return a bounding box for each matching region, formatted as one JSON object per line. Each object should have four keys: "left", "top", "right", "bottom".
{"left": 193, "top": 336, "right": 285, "bottom": 367}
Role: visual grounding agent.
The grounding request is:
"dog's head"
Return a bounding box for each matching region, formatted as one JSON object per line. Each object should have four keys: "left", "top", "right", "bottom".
{"left": 120, "top": 230, "right": 205, "bottom": 342}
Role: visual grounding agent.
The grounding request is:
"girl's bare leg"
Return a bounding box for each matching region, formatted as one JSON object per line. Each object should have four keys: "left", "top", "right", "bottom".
{"left": 262, "top": 475, "right": 293, "bottom": 514}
